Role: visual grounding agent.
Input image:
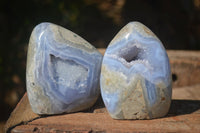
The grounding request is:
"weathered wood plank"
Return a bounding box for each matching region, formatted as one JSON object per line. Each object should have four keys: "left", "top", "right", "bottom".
{"left": 12, "top": 111, "right": 200, "bottom": 133}
{"left": 5, "top": 49, "right": 200, "bottom": 133}
{"left": 6, "top": 89, "right": 200, "bottom": 133}
{"left": 4, "top": 93, "right": 40, "bottom": 133}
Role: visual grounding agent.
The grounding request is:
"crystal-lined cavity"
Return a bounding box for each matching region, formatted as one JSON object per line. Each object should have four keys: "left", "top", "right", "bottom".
{"left": 26, "top": 22, "right": 103, "bottom": 114}
{"left": 100, "top": 22, "right": 172, "bottom": 119}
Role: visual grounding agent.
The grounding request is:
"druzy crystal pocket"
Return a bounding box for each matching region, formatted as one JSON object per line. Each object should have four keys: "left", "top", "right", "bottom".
{"left": 100, "top": 22, "right": 172, "bottom": 119}
{"left": 26, "top": 23, "right": 102, "bottom": 114}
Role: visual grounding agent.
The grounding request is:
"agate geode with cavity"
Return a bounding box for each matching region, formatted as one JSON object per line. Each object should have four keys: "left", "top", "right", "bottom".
{"left": 100, "top": 22, "right": 172, "bottom": 119}
{"left": 26, "top": 22, "right": 102, "bottom": 114}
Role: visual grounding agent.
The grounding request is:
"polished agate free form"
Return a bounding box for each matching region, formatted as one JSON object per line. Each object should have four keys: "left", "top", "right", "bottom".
{"left": 100, "top": 22, "right": 172, "bottom": 119}
{"left": 26, "top": 23, "right": 102, "bottom": 114}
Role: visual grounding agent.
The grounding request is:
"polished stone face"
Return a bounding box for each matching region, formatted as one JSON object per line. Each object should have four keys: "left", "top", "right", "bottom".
{"left": 100, "top": 22, "right": 172, "bottom": 119}
{"left": 26, "top": 22, "right": 103, "bottom": 114}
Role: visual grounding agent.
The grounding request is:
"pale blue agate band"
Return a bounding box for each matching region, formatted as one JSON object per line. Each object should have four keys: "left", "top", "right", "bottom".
{"left": 26, "top": 22, "right": 102, "bottom": 114}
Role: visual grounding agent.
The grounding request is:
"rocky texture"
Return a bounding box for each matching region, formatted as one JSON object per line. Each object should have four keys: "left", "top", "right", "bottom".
{"left": 100, "top": 22, "right": 172, "bottom": 119}
{"left": 26, "top": 22, "right": 102, "bottom": 114}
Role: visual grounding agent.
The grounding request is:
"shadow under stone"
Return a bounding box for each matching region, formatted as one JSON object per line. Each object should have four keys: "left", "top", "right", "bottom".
{"left": 168, "top": 100, "right": 200, "bottom": 116}
{"left": 87, "top": 98, "right": 200, "bottom": 116}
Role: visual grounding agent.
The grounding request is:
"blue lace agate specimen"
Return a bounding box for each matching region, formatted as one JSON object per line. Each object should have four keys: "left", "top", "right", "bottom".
{"left": 26, "top": 22, "right": 102, "bottom": 114}
{"left": 100, "top": 22, "right": 172, "bottom": 119}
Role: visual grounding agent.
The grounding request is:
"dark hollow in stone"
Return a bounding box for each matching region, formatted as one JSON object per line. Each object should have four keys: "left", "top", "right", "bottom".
{"left": 118, "top": 46, "right": 142, "bottom": 63}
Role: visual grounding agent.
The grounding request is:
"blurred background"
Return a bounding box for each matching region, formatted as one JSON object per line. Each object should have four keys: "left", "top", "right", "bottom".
{"left": 0, "top": 0, "right": 200, "bottom": 131}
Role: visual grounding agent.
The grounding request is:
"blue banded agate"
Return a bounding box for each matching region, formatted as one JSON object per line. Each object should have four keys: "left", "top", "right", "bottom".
{"left": 100, "top": 22, "right": 172, "bottom": 119}
{"left": 26, "top": 22, "right": 102, "bottom": 114}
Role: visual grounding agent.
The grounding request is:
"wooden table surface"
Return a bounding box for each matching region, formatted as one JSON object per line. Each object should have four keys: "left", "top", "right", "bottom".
{"left": 4, "top": 49, "right": 200, "bottom": 133}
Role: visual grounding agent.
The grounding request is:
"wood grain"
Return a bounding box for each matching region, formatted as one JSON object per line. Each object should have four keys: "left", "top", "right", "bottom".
{"left": 5, "top": 49, "right": 200, "bottom": 133}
